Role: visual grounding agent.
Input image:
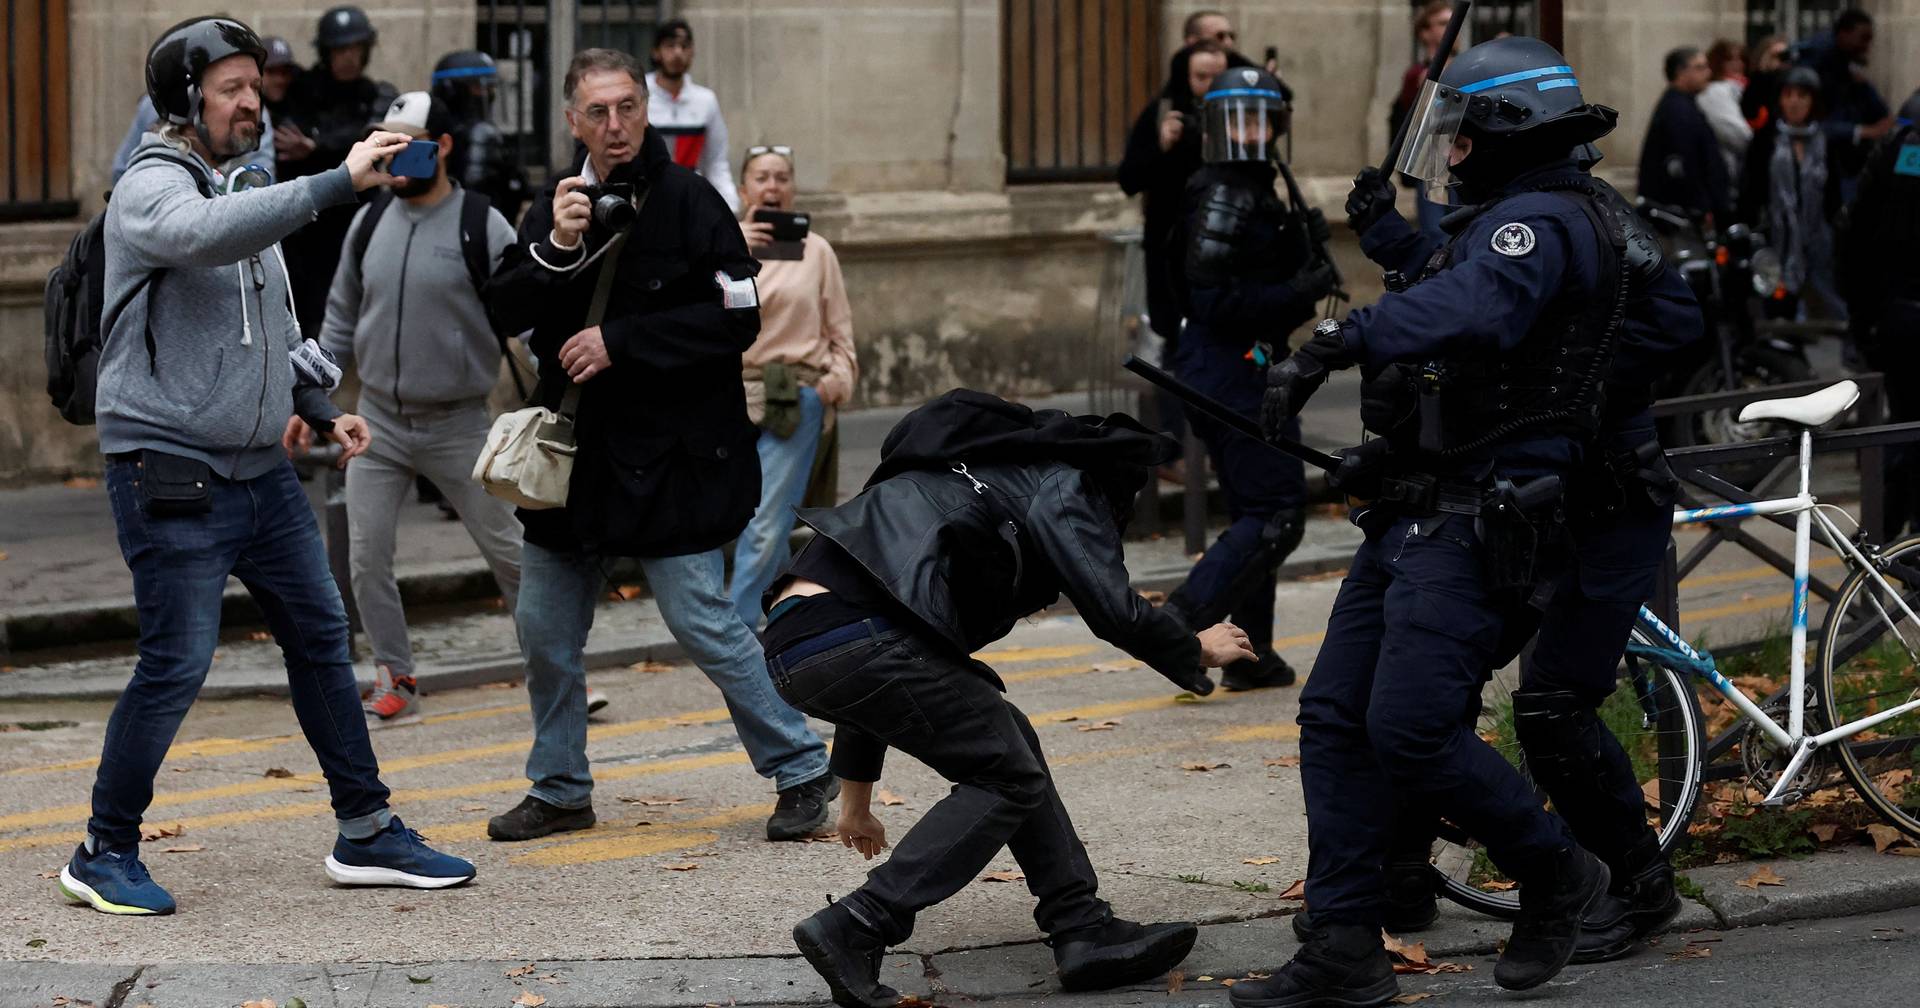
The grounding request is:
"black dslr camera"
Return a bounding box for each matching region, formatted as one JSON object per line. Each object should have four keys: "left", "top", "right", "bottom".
{"left": 577, "top": 180, "right": 640, "bottom": 234}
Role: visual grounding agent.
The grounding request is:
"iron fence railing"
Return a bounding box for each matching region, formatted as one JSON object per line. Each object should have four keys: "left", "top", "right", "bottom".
{"left": 1003, "top": 0, "right": 1160, "bottom": 184}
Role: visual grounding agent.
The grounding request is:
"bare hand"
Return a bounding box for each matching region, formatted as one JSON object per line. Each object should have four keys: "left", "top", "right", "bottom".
{"left": 282, "top": 415, "right": 315, "bottom": 458}
{"left": 740, "top": 219, "right": 774, "bottom": 252}
{"left": 1158, "top": 111, "right": 1184, "bottom": 152}
{"left": 328, "top": 414, "right": 372, "bottom": 468}
{"left": 1197, "top": 622, "right": 1258, "bottom": 667}
{"left": 345, "top": 131, "right": 412, "bottom": 191}
{"left": 1860, "top": 117, "right": 1894, "bottom": 142}
{"left": 559, "top": 325, "right": 612, "bottom": 383}
{"left": 550, "top": 176, "right": 592, "bottom": 249}
{"left": 838, "top": 807, "right": 888, "bottom": 860}
{"left": 815, "top": 372, "right": 853, "bottom": 408}
{"left": 273, "top": 124, "right": 315, "bottom": 161}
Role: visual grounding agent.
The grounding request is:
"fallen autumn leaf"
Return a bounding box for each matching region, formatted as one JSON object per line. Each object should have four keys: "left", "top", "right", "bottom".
{"left": 662, "top": 862, "right": 700, "bottom": 871}
{"left": 262, "top": 767, "right": 294, "bottom": 779}
{"left": 877, "top": 789, "right": 907, "bottom": 806}
{"left": 1076, "top": 719, "right": 1124, "bottom": 732}
{"left": 1737, "top": 865, "right": 1786, "bottom": 889}
{"left": 158, "top": 845, "right": 205, "bottom": 854}
{"left": 1244, "top": 856, "right": 1281, "bottom": 866}
{"left": 1264, "top": 756, "right": 1301, "bottom": 768}
{"left": 1280, "top": 880, "right": 1306, "bottom": 900}
{"left": 515, "top": 994, "right": 548, "bottom": 1008}
{"left": 981, "top": 870, "right": 1026, "bottom": 882}
{"left": 1181, "top": 761, "right": 1230, "bottom": 772}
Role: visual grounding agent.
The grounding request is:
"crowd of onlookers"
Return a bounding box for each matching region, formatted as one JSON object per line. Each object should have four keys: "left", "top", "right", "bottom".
{"left": 1638, "top": 7, "right": 1910, "bottom": 323}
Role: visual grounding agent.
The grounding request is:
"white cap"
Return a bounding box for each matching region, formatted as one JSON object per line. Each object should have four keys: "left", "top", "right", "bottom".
{"left": 375, "top": 91, "right": 439, "bottom": 138}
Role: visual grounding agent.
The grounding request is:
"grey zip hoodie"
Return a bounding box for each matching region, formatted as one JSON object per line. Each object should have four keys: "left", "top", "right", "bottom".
{"left": 319, "top": 187, "right": 517, "bottom": 410}
{"left": 98, "top": 135, "right": 355, "bottom": 479}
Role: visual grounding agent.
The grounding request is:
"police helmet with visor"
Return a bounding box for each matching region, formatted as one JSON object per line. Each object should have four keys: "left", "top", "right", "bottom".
{"left": 1395, "top": 36, "right": 1616, "bottom": 199}
{"left": 1200, "top": 66, "right": 1293, "bottom": 164}
{"left": 432, "top": 49, "right": 499, "bottom": 119}
{"left": 315, "top": 5, "right": 377, "bottom": 51}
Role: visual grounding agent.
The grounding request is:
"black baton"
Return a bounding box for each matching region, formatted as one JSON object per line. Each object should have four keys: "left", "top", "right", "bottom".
{"left": 1124, "top": 355, "right": 1342, "bottom": 474}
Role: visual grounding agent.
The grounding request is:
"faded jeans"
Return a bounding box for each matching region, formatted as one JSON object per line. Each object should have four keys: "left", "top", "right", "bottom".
{"left": 730, "top": 385, "right": 826, "bottom": 627}
{"left": 515, "top": 541, "right": 830, "bottom": 808}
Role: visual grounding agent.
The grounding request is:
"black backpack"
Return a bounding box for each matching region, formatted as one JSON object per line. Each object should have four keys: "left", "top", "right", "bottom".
{"left": 45, "top": 148, "right": 211, "bottom": 425}
{"left": 348, "top": 186, "right": 528, "bottom": 397}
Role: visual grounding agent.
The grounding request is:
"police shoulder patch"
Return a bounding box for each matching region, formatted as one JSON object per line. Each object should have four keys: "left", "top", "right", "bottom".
{"left": 1490, "top": 222, "right": 1537, "bottom": 257}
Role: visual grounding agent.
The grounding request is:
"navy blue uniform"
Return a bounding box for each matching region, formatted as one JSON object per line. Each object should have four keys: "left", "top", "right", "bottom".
{"left": 1169, "top": 163, "right": 1321, "bottom": 654}
{"left": 1300, "top": 167, "right": 1630, "bottom": 925}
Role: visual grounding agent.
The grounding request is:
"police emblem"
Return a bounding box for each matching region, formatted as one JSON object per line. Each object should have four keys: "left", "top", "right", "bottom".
{"left": 1241, "top": 69, "right": 1260, "bottom": 85}
{"left": 1491, "top": 222, "right": 1536, "bottom": 257}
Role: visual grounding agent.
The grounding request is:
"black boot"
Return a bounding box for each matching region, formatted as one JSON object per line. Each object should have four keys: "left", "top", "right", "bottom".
{"left": 793, "top": 901, "right": 899, "bottom": 1008}
{"left": 1572, "top": 857, "right": 1682, "bottom": 963}
{"left": 1291, "top": 862, "right": 1437, "bottom": 942}
{"left": 1222, "top": 651, "right": 1297, "bottom": 692}
{"left": 767, "top": 775, "right": 840, "bottom": 841}
{"left": 1495, "top": 847, "right": 1610, "bottom": 991}
{"left": 1052, "top": 917, "right": 1197, "bottom": 992}
{"left": 486, "top": 795, "right": 596, "bottom": 842}
{"left": 1229, "top": 923, "right": 1398, "bottom": 1008}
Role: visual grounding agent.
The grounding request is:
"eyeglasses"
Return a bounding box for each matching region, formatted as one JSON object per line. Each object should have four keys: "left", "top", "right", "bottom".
{"left": 1212, "top": 30, "right": 1237, "bottom": 43}
{"left": 573, "top": 98, "right": 642, "bottom": 126}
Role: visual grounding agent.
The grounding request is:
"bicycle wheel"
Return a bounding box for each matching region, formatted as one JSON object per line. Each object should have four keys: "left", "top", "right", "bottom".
{"left": 1818, "top": 534, "right": 1920, "bottom": 840}
{"left": 1430, "top": 643, "right": 1705, "bottom": 920}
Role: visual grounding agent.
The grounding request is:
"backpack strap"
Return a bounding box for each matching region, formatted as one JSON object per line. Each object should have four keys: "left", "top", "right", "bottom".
{"left": 457, "top": 187, "right": 530, "bottom": 400}
{"left": 110, "top": 148, "right": 214, "bottom": 374}
{"left": 348, "top": 189, "right": 396, "bottom": 279}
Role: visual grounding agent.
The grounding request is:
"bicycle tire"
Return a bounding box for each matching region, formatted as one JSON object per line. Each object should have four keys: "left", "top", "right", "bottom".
{"left": 1432, "top": 651, "right": 1705, "bottom": 920}
{"left": 1818, "top": 534, "right": 1920, "bottom": 841}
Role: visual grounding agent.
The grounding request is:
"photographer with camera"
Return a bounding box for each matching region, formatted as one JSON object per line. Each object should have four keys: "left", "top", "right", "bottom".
{"left": 59, "top": 17, "right": 475, "bottom": 918}
{"left": 481, "top": 49, "right": 835, "bottom": 844}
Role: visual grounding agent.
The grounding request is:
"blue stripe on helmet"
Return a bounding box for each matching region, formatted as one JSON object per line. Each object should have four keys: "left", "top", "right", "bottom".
{"left": 432, "top": 66, "right": 498, "bottom": 81}
{"left": 1536, "top": 77, "right": 1581, "bottom": 91}
{"left": 1457, "top": 65, "right": 1575, "bottom": 94}
{"left": 1202, "top": 87, "right": 1288, "bottom": 101}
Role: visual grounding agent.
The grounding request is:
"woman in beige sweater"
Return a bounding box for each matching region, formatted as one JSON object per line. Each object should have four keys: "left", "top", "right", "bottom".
{"left": 729, "top": 145, "right": 860, "bottom": 627}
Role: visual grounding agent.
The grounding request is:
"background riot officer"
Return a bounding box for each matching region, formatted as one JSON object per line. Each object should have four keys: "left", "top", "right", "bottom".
{"left": 278, "top": 4, "right": 398, "bottom": 337}
{"left": 432, "top": 49, "right": 531, "bottom": 220}
{"left": 1235, "top": 38, "right": 1630, "bottom": 1007}
{"left": 1163, "top": 66, "right": 1335, "bottom": 693}
{"left": 1840, "top": 90, "right": 1920, "bottom": 536}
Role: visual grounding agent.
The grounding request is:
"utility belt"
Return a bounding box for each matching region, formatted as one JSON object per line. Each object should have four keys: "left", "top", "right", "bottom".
{"left": 1370, "top": 470, "right": 1568, "bottom": 598}
{"left": 1570, "top": 436, "right": 1679, "bottom": 519}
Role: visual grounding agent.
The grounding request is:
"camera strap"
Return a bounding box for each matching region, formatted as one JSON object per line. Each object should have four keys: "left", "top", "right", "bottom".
{"left": 556, "top": 229, "right": 628, "bottom": 420}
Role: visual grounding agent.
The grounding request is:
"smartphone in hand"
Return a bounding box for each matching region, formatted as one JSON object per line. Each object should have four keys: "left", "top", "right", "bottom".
{"left": 386, "top": 140, "right": 439, "bottom": 179}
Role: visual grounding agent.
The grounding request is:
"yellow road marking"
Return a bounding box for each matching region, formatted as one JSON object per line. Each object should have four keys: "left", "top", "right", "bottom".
{"left": 512, "top": 805, "right": 770, "bottom": 866}
{"left": 973, "top": 645, "right": 1097, "bottom": 663}
{"left": 1214, "top": 724, "right": 1301, "bottom": 743}
{"left": 1683, "top": 592, "right": 1796, "bottom": 626}
{"left": 1681, "top": 556, "right": 1843, "bottom": 589}
{"left": 1041, "top": 694, "right": 1202, "bottom": 724}
{"left": 1004, "top": 660, "right": 1139, "bottom": 685}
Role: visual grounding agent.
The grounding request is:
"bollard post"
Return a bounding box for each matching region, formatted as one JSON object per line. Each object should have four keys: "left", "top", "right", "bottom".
{"left": 1183, "top": 428, "right": 1208, "bottom": 557}
{"left": 1859, "top": 374, "right": 1889, "bottom": 545}
{"left": 324, "top": 464, "right": 361, "bottom": 653}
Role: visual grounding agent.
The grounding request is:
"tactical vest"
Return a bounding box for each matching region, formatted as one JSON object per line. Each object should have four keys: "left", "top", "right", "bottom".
{"left": 1183, "top": 165, "right": 1311, "bottom": 295}
{"left": 1368, "top": 175, "right": 1628, "bottom": 461}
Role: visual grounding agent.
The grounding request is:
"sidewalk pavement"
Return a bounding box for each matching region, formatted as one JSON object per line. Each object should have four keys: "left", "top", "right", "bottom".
{"left": 7, "top": 850, "right": 1919, "bottom": 1008}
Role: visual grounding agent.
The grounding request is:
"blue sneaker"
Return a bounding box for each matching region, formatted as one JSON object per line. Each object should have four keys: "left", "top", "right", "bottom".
{"left": 58, "top": 843, "right": 176, "bottom": 915}
{"left": 324, "top": 817, "right": 476, "bottom": 889}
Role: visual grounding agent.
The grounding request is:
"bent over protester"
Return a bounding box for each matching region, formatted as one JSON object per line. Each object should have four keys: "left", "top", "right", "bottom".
{"left": 758, "top": 390, "right": 1259, "bottom": 1007}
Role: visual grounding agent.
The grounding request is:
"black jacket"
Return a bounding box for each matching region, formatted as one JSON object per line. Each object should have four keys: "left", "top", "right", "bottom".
{"left": 1118, "top": 45, "right": 1212, "bottom": 341}
{"left": 485, "top": 127, "right": 763, "bottom": 557}
{"left": 1175, "top": 162, "right": 1319, "bottom": 352}
{"left": 1638, "top": 88, "right": 1732, "bottom": 221}
{"left": 1838, "top": 120, "right": 1920, "bottom": 310}
{"left": 793, "top": 390, "right": 1206, "bottom": 689}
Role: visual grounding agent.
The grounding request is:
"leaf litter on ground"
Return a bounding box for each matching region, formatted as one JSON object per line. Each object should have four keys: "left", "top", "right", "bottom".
{"left": 1382, "top": 931, "right": 1470, "bottom": 975}
{"left": 1737, "top": 865, "right": 1786, "bottom": 889}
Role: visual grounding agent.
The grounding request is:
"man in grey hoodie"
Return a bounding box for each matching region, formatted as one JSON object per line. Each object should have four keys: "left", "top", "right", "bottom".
{"left": 58, "top": 16, "right": 474, "bottom": 918}
{"left": 291, "top": 90, "right": 527, "bottom": 726}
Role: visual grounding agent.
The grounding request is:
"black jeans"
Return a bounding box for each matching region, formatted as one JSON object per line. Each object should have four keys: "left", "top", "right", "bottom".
{"left": 770, "top": 624, "right": 1111, "bottom": 946}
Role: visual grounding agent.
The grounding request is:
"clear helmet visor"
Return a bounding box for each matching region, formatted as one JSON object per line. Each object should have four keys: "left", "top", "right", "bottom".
{"left": 1202, "top": 92, "right": 1287, "bottom": 163}
{"left": 1394, "top": 78, "right": 1470, "bottom": 196}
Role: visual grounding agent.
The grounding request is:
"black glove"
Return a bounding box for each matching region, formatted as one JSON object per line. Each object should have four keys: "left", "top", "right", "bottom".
{"left": 1261, "top": 321, "right": 1355, "bottom": 439}
{"left": 1292, "top": 260, "right": 1338, "bottom": 304}
{"left": 1329, "top": 438, "right": 1394, "bottom": 497}
{"left": 1303, "top": 206, "right": 1332, "bottom": 247}
{"left": 1345, "top": 167, "right": 1398, "bottom": 235}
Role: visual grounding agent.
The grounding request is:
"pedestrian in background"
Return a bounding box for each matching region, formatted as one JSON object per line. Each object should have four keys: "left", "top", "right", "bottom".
{"left": 1395, "top": 0, "right": 1455, "bottom": 232}
{"left": 482, "top": 49, "right": 835, "bottom": 845}
{"left": 730, "top": 144, "right": 859, "bottom": 629}
{"left": 1638, "top": 46, "right": 1731, "bottom": 226}
{"left": 63, "top": 17, "right": 473, "bottom": 918}
{"left": 287, "top": 91, "right": 527, "bottom": 727}
{"left": 646, "top": 19, "right": 738, "bottom": 212}
{"left": 277, "top": 5, "right": 399, "bottom": 337}
{"left": 1741, "top": 68, "right": 1846, "bottom": 321}
{"left": 1797, "top": 6, "right": 1892, "bottom": 192}
{"left": 1742, "top": 34, "right": 1790, "bottom": 130}
{"left": 1699, "top": 39, "right": 1752, "bottom": 184}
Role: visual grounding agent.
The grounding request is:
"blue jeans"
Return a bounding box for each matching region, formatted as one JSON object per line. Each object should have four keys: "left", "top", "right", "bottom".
{"left": 730, "top": 385, "right": 826, "bottom": 627}
{"left": 90, "top": 457, "right": 392, "bottom": 848}
{"left": 516, "top": 541, "right": 830, "bottom": 808}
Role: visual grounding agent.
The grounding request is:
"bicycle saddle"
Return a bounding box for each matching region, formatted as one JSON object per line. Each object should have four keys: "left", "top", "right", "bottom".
{"left": 1736, "top": 380, "right": 1860, "bottom": 428}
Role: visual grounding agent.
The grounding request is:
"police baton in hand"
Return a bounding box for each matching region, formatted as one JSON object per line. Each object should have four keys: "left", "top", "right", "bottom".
{"left": 1379, "top": 0, "right": 1473, "bottom": 176}
{"left": 1123, "top": 355, "right": 1341, "bottom": 474}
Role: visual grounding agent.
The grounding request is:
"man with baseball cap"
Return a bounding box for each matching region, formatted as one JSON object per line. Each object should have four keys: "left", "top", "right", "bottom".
{"left": 287, "top": 91, "right": 528, "bottom": 727}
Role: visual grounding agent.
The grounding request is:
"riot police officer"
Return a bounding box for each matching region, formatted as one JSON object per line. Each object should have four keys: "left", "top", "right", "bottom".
{"left": 1231, "top": 38, "right": 1629, "bottom": 1006}
{"left": 1333, "top": 144, "right": 1703, "bottom": 961}
{"left": 432, "top": 49, "right": 531, "bottom": 220}
{"left": 279, "top": 5, "right": 398, "bottom": 336}
{"left": 1164, "top": 66, "right": 1335, "bottom": 692}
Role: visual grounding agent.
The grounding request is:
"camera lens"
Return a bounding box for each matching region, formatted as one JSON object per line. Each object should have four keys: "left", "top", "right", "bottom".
{"left": 592, "top": 194, "right": 637, "bottom": 232}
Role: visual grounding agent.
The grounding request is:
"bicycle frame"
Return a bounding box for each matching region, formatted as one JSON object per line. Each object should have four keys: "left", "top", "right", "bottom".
{"left": 1635, "top": 427, "right": 1920, "bottom": 805}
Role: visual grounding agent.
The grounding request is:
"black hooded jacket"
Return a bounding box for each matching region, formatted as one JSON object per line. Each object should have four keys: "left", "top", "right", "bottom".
{"left": 787, "top": 390, "right": 1205, "bottom": 689}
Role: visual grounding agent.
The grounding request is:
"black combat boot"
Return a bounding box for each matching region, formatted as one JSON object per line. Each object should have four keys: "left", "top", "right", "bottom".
{"left": 1495, "top": 847, "right": 1610, "bottom": 991}
{"left": 1222, "top": 651, "right": 1297, "bottom": 691}
{"left": 1052, "top": 917, "right": 1197, "bottom": 991}
{"left": 1292, "top": 861, "right": 1438, "bottom": 942}
{"left": 767, "top": 774, "right": 840, "bottom": 841}
{"left": 1229, "top": 923, "right": 1398, "bottom": 1008}
{"left": 793, "top": 901, "right": 899, "bottom": 1008}
{"left": 1572, "top": 854, "right": 1682, "bottom": 963}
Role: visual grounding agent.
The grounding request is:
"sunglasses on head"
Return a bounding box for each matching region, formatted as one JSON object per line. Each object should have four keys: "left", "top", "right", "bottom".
{"left": 744, "top": 144, "right": 795, "bottom": 169}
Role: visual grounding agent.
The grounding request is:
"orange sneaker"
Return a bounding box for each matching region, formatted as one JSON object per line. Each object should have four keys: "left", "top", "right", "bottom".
{"left": 364, "top": 675, "right": 421, "bottom": 726}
